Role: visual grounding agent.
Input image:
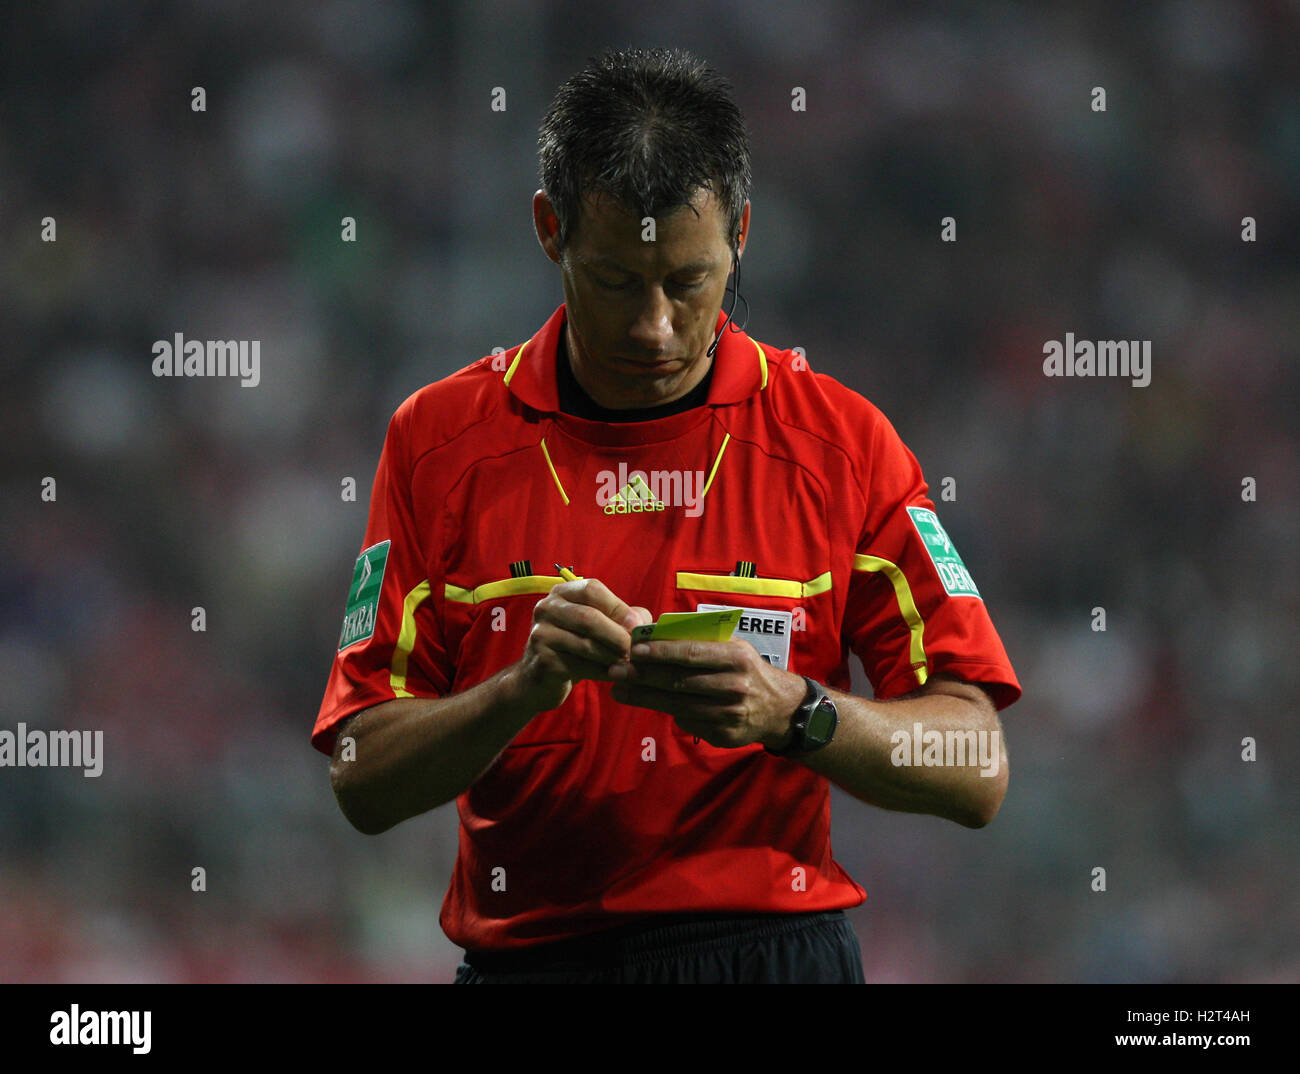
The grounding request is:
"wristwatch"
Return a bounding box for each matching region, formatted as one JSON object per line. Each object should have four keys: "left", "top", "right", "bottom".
{"left": 765, "top": 676, "right": 838, "bottom": 757}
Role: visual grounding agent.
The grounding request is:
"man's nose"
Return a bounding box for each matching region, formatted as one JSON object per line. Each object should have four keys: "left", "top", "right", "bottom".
{"left": 627, "top": 287, "right": 673, "bottom": 351}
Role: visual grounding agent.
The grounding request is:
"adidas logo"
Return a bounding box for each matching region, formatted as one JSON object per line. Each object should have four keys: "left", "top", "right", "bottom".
{"left": 603, "top": 474, "right": 666, "bottom": 515}
{"left": 595, "top": 464, "right": 707, "bottom": 517}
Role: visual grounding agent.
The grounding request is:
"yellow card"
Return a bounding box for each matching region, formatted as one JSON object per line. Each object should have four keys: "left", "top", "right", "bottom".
{"left": 629, "top": 608, "right": 743, "bottom": 644}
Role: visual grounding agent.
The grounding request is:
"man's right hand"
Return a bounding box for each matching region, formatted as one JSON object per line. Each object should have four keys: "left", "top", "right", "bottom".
{"left": 332, "top": 577, "right": 653, "bottom": 831}
{"left": 509, "top": 576, "right": 652, "bottom": 713}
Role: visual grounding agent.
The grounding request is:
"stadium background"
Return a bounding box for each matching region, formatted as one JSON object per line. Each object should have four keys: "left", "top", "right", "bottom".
{"left": 1, "top": 1, "right": 1296, "bottom": 982}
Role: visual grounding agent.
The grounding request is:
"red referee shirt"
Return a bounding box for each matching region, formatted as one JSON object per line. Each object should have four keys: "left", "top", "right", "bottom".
{"left": 313, "top": 304, "right": 1022, "bottom": 952}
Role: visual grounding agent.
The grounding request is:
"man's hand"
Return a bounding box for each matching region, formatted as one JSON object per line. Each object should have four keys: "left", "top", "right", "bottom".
{"left": 607, "top": 639, "right": 807, "bottom": 749}
{"left": 510, "top": 577, "right": 653, "bottom": 714}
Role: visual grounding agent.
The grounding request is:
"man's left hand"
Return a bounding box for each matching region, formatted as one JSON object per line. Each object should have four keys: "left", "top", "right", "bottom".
{"left": 608, "top": 640, "right": 807, "bottom": 750}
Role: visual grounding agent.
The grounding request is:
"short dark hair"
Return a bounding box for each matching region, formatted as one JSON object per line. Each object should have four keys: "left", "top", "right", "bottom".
{"left": 538, "top": 48, "right": 751, "bottom": 254}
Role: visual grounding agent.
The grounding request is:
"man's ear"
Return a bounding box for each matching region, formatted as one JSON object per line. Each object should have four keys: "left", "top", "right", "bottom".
{"left": 735, "top": 201, "right": 751, "bottom": 261}
{"left": 533, "top": 190, "right": 562, "bottom": 264}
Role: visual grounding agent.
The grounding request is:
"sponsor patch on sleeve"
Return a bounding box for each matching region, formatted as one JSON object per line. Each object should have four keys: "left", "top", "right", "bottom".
{"left": 339, "top": 540, "right": 390, "bottom": 650}
{"left": 906, "top": 507, "right": 981, "bottom": 598}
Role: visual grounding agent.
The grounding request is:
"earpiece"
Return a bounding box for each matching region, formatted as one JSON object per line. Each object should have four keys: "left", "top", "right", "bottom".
{"left": 706, "top": 233, "right": 749, "bottom": 357}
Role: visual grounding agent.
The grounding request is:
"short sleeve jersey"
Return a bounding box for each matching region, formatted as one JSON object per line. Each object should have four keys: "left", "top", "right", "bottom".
{"left": 313, "top": 304, "right": 1022, "bottom": 952}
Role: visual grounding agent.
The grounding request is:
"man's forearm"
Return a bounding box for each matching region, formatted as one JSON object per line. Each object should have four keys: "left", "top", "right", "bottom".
{"left": 330, "top": 665, "right": 541, "bottom": 834}
{"left": 791, "top": 677, "right": 1008, "bottom": 828}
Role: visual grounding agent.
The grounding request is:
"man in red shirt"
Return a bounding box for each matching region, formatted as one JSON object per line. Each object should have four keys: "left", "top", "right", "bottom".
{"left": 314, "top": 47, "right": 1021, "bottom": 983}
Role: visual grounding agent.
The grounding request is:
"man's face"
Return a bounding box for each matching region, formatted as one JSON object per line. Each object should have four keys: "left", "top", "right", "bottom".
{"left": 534, "top": 187, "right": 749, "bottom": 410}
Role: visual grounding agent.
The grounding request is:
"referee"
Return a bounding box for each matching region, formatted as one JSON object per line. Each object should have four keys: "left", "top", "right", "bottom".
{"left": 314, "top": 47, "right": 1021, "bottom": 984}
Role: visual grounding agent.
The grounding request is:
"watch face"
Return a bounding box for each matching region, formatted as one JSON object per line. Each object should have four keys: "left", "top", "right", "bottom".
{"left": 805, "top": 697, "right": 837, "bottom": 745}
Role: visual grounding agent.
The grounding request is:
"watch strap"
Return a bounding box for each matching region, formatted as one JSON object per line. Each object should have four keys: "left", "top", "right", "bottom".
{"left": 766, "top": 676, "right": 834, "bottom": 757}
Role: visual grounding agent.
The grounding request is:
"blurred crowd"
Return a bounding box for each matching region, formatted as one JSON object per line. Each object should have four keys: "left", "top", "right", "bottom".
{"left": 1, "top": 0, "right": 1296, "bottom": 982}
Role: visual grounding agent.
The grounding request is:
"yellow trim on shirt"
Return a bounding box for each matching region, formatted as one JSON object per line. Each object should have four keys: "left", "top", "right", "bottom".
{"left": 675, "top": 569, "right": 832, "bottom": 599}
{"left": 700, "top": 433, "right": 730, "bottom": 501}
{"left": 390, "top": 580, "right": 433, "bottom": 698}
{"left": 503, "top": 339, "right": 527, "bottom": 385}
{"left": 540, "top": 437, "right": 570, "bottom": 505}
{"left": 444, "top": 575, "right": 567, "bottom": 604}
{"left": 852, "top": 554, "right": 929, "bottom": 686}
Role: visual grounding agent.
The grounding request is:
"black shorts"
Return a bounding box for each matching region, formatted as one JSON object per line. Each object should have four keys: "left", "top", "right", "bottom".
{"left": 452, "top": 909, "right": 864, "bottom": 984}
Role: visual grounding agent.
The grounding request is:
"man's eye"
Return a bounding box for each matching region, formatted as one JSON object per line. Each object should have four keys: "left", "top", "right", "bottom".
{"left": 595, "top": 276, "right": 634, "bottom": 291}
{"left": 671, "top": 279, "right": 705, "bottom": 292}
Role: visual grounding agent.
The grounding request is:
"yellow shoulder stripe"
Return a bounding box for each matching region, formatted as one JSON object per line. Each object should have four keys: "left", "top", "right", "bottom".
{"left": 390, "top": 580, "right": 432, "bottom": 698}
{"left": 852, "top": 554, "right": 928, "bottom": 686}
